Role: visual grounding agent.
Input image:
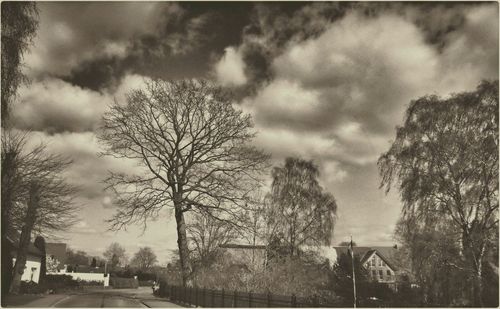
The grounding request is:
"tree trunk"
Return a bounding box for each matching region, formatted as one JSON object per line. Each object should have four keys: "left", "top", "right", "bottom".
{"left": 9, "top": 182, "right": 39, "bottom": 294}
{"left": 174, "top": 206, "right": 191, "bottom": 287}
{"left": 472, "top": 259, "right": 484, "bottom": 307}
{"left": 1, "top": 151, "right": 15, "bottom": 298}
{"left": 463, "top": 232, "right": 485, "bottom": 307}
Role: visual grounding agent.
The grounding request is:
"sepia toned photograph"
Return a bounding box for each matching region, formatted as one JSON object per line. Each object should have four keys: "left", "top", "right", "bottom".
{"left": 1, "top": 1, "right": 498, "bottom": 308}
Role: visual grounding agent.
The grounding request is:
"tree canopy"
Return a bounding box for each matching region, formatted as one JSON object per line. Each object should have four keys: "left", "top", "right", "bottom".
{"left": 268, "top": 157, "right": 337, "bottom": 256}
{"left": 1, "top": 2, "right": 38, "bottom": 126}
{"left": 130, "top": 247, "right": 158, "bottom": 271}
{"left": 379, "top": 80, "right": 499, "bottom": 306}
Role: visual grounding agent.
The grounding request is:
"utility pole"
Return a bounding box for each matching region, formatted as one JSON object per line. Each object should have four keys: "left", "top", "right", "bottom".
{"left": 350, "top": 235, "right": 357, "bottom": 308}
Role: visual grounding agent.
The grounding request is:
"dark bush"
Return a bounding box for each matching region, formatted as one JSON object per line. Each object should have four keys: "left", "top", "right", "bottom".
{"left": 139, "top": 280, "right": 154, "bottom": 287}
{"left": 110, "top": 277, "right": 139, "bottom": 289}
{"left": 136, "top": 272, "right": 156, "bottom": 281}
{"left": 45, "top": 274, "right": 80, "bottom": 292}
{"left": 20, "top": 281, "right": 47, "bottom": 294}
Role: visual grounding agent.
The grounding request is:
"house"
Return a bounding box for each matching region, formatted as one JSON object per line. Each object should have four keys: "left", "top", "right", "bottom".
{"left": 6, "top": 230, "right": 44, "bottom": 283}
{"left": 333, "top": 246, "right": 400, "bottom": 286}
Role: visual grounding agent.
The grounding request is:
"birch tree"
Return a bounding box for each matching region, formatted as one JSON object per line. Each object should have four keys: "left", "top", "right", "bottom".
{"left": 270, "top": 157, "right": 338, "bottom": 256}
{"left": 379, "top": 80, "right": 498, "bottom": 306}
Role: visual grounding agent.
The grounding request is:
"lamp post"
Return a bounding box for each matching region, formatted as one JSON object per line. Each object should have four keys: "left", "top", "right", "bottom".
{"left": 349, "top": 235, "right": 357, "bottom": 308}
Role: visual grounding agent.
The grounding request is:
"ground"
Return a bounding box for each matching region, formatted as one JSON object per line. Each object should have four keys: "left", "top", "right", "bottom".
{"left": 3, "top": 287, "right": 182, "bottom": 308}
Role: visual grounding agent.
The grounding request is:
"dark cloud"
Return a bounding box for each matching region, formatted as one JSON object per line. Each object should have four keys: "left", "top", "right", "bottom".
{"left": 26, "top": 2, "right": 254, "bottom": 91}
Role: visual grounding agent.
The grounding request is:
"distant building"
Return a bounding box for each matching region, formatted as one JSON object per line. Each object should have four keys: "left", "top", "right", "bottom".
{"left": 219, "top": 243, "right": 267, "bottom": 270}
{"left": 333, "top": 246, "right": 400, "bottom": 286}
{"left": 6, "top": 230, "right": 44, "bottom": 283}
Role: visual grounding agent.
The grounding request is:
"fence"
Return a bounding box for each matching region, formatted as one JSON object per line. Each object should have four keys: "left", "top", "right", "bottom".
{"left": 157, "top": 283, "right": 342, "bottom": 307}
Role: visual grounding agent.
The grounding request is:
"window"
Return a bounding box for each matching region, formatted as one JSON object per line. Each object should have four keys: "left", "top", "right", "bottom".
{"left": 386, "top": 270, "right": 391, "bottom": 276}
{"left": 372, "top": 270, "right": 377, "bottom": 278}
{"left": 379, "top": 270, "right": 383, "bottom": 278}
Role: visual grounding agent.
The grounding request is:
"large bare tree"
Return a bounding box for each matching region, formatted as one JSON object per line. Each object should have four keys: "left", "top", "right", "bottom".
{"left": 98, "top": 79, "right": 269, "bottom": 286}
{"left": 379, "top": 80, "right": 498, "bottom": 306}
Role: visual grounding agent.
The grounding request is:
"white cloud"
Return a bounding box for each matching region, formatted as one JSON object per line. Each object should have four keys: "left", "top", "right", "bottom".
{"left": 214, "top": 47, "right": 247, "bottom": 86}
{"left": 13, "top": 78, "right": 110, "bottom": 133}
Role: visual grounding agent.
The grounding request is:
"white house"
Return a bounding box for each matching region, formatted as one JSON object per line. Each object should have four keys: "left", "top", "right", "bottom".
{"left": 6, "top": 231, "right": 43, "bottom": 283}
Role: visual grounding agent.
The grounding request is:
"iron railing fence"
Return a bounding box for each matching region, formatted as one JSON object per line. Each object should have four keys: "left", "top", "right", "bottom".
{"left": 157, "top": 282, "right": 344, "bottom": 307}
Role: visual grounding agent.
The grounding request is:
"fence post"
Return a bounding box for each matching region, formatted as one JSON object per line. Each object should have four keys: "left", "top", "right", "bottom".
{"left": 233, "top": 290, "right": 237, "bottom": 307}
{"left": 172, "top": 286, "right": 175, "bottom": 301}
{"left": 313, "top": 294, "right": 319, "bottom": 307}
{"left": 248, "top": 292, "right": 252, "bottom": 307}
{"left": 211, "top": 289, "right": 215, "bottom": 307}
{"left": 203, "top": 288, "right": 206, "bottom": 307}
{"left": 222, "top": 289, "right": 225, "bottom": 307}
{"left": 189, "top": 287, "right": 192, "bottom": 305}
{"left": 267, "top": 291, "right": 271, "bottom": 307}
{"left": 195, "top": 287, "right": 198, "bottom": 307}
{"left": 184, "top": 286, "right": 187, "bottom": 303}
{"left": 291, "top": 294, "right": 297, "bottom": 307}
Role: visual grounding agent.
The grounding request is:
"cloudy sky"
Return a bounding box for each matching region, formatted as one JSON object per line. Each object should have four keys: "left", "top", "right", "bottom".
{"left": 12, "top": 1, "right": 498, "bottom": 264}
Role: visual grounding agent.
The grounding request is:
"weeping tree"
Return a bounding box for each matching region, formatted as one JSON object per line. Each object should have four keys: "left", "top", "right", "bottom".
{"left": 269, "top": 157, "right": 338, "bottom": 257}
{"left": 1, "top": 1, "right": 38, "bottom": 127}
{"left": 379, "top": 80, "right": 498, "bottom": 306}
{"left": 98, "top": 79, "right": 269, "bottom": 286}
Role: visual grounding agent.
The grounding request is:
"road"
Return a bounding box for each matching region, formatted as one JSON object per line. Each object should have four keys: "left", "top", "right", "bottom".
{"left": 4, "top": 287, "right": 181, "bottom": 308}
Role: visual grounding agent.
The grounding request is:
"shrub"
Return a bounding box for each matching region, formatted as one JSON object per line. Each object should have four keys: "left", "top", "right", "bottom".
{"left": 110, "top": 277, "right": 139, "bottom": 289}
{"left": 45, "top": 274, "right": 80, "bottom": 292}
{"left": 139, "top": 280, "right": 155, "bottom": 287}
{"left": 20, "top": 281, "right": 47, "bottom": 294}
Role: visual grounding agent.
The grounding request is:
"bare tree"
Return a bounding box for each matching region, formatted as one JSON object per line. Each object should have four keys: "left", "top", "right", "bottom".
{"left": 379, "top": 80, "right": 498, "bottom": 306}
{"left": 3, "top": 132, "right": 78, "bottom": 294}
{"left": 103, "top": 242, "right": 127, "bottom": 268}
{"left": 187, "top": 211, "right": 237, "bottom": 267}
{"left": 98, "top": 79, "right": 269, "bottom": 286}
{"left": 131, "top": 247, "right": 158, "bottom": 271}
{"left": 269, "top": 157, "right": 338, "bottom": 256}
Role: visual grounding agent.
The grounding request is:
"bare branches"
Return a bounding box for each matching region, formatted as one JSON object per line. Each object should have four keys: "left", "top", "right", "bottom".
{"left": 99, "top": 79, "right": 269, "bottom": 229}
{"left": 1, "top": 130, "right": 79, "bottom": 237}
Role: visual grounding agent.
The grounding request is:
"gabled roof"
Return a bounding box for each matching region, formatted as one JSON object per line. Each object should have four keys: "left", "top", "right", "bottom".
{"left": 332, "top": 246, "right": 398, "bottom": 271}
{"left": 5, "top": 229, "right": 44, "bottom": 257}
{"left": 220, "top": 243, "right": 266, "bottom": 250}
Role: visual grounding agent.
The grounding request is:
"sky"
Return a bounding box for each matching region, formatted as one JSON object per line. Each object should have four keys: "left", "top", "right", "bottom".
{"left": 11, "top": 1, "right": 498, "bottom": 265}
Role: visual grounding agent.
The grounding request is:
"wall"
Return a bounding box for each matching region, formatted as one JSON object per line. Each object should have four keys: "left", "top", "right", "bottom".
{"left": 12, "top": 255, "right": 42, "bottom": 283}
{"left": 52, "top": 272, "right": 109, "bottom": 287}
{"left": 363, "top": 253, "right": 396, "bottom": 283}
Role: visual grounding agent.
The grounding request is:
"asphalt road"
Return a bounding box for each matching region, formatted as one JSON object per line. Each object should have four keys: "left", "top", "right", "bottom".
{"left": 49, "top": 288, "right": 181, "bottom": 308}
{"left": 4, "top": 287, "right": 181, "bottom": 308}
{"left": 53, "top": 293, "right": 144, "bottom": 307}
